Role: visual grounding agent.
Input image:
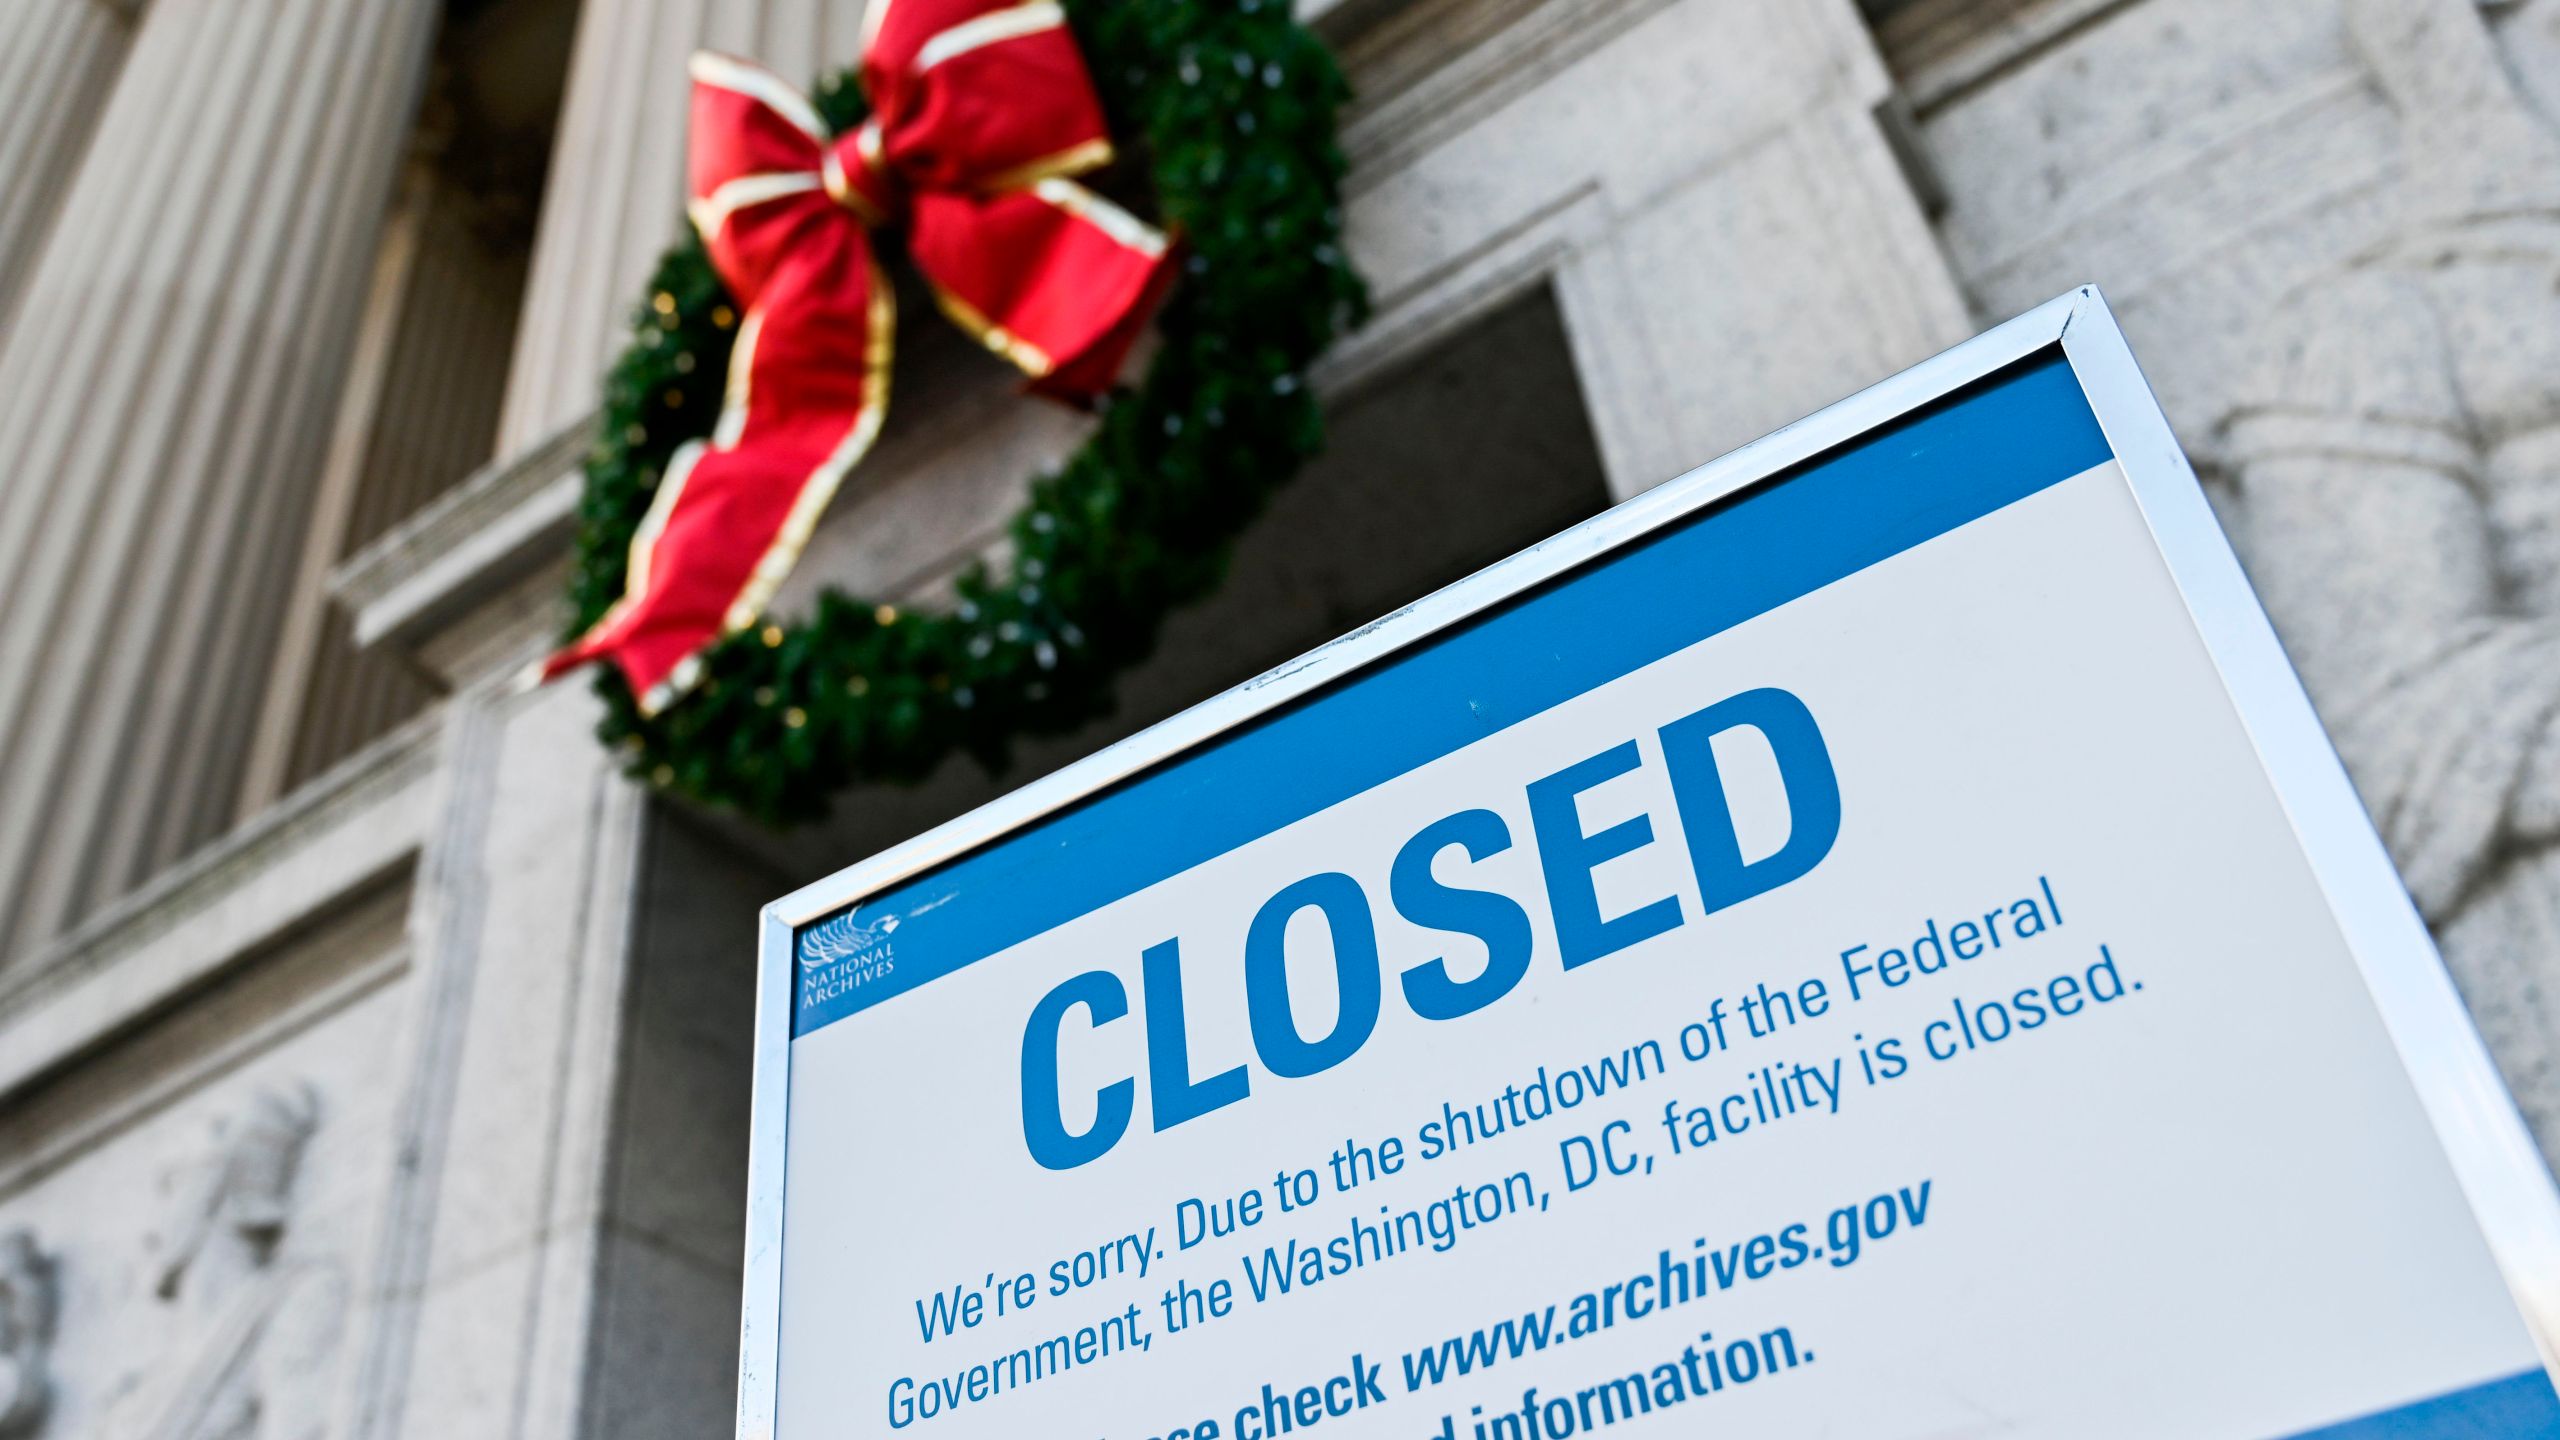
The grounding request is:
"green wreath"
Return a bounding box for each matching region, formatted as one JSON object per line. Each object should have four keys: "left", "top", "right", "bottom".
{"left": 565, "top": 0, "right": 1365, "bottom": 825}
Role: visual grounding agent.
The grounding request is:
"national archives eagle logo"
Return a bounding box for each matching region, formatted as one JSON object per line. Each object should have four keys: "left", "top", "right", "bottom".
{"left": 800, "top": 908, "right": 900, "bottom": 974}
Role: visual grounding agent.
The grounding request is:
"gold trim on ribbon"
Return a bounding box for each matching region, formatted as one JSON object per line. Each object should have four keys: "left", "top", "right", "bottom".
{"left": 821, "top": 149, "right": 888, "bottom": 224}
{"left": 915, "top": 0, "right": 1066, "bottom": 71}
{"left": 644, "top": 654, "right": 704, "bottom": 716}
{"left": 688, "top": 170, "right": 824, "bottom": 240}
{"left": 975, "top": 137, "right": 1113, "bottom": 195}
{"left": 859, "top": 0, "right": 899, "bottom": 61}
{"left": 713, "top": 307, "right": 767, "bottom": 449}
{"left": 931, "top": 285, "right": 1055, "bottom": 377}
{"left": 1031, "top": 177, "right": 1169, "bottom": 257}
{"left": 568, "top": 436, "right": 706, "bottom": 678}
{"left": 690, "top": 51, "right": 831, "bottom": 142}
{"left": 712, "top": 262, "right": 901, "bottom": 649}
{"left": 626, "top": 446, "right": 701, "bottom": 604}
{"left": 614, "top": 262, "right": 899, "bottom": 714}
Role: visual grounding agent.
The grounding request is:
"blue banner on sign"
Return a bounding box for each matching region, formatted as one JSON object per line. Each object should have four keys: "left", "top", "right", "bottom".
{"left": 2281, "top": 1370, "right": 2560, "bottom": 1438}
{"left": 793, "top": 351, "right": 2114, "bottom": 1038}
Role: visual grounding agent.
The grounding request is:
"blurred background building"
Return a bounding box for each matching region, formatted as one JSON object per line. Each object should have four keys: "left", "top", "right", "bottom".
{"left": 0, "top": 0, "right": 2555, "bottom": 1434}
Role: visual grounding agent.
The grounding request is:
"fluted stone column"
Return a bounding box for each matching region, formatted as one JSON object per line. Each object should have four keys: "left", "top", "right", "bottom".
{"left": 0, "top": 0, "right": 441, "bottom": 959}
{"left": 0, "top": 0, "right": 136, "bottom": 324}
{"left": 494, "top": 0, "right": 871, "bottom": 453}
{"left": 241, "top": 167, "right": 524, "bottom": 811}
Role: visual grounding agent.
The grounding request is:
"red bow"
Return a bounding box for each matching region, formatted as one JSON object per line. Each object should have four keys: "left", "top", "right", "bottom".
{"left": 543, "top": 0, "right": 1176, "bottom": 713}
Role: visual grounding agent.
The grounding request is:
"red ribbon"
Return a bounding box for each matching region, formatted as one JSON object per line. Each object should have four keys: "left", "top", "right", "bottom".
{"left": 543, "top": 0, "right": 1176, "bottom": 713}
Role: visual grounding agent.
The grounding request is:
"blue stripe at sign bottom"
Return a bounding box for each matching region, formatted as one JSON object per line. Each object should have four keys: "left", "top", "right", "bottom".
{"left": 2282, "top": 1371, "right": 2560, "bottom": 1439}
{"left": 792, "top": 351, "right": 2114, "bottom": 1038}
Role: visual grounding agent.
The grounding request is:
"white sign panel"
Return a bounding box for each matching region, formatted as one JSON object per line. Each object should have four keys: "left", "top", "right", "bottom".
{"left": 740, "top": 290, "right": 2560, "bottom": 1440}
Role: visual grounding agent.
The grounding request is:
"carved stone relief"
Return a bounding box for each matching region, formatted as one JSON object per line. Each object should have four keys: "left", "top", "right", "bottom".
{"left": 94, "top": 1082, "right": 349, "bottom": 1440}
{"left": 0, "top": 1230, "right": 56, "bottom": 1439}
{"left": 2493, "top": 0, "right": 2560, "bottom": 128}
{"left": 2226, "top": 0, "right": 2560, "bottom": 1154}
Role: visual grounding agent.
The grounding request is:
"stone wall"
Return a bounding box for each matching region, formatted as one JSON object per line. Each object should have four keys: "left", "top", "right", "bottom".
{"left": 1884, "top": 0, "right": 2560, "bottom": 1161}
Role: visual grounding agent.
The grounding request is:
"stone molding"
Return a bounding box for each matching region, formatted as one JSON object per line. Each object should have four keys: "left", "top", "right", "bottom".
{"left": 1872, "top": 0, "right": 2142, "bottom": 113}
{"left": 1297, "top": 0, "right": 1412, "bottom": 38}
{"left": 1338, "top": 0, "right": 1688, "bottom": 186}
{"left": 331, "top": 419, "right": 591, "bottom": 658}
{"left": 0, "top": 717, "right": 439, "bottom": 1103}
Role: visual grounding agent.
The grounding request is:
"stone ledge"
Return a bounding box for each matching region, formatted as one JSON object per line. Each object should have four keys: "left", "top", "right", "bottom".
{"left": 0, "top": 714, "right": 442, "bottom": 1100}
{"left": 333, "top": 418, "right": 592, "bottom": 654}
{"left": 1334, "top": 0, "right": 1676, "bottom": 183}
{"left": 1301, "top": 0, "right": 1416, "bottom": 40}
{"left": 1873, "top": 0, "right": 2142, "bottom": 114}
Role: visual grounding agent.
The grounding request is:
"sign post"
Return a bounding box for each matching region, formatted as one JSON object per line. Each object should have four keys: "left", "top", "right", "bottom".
{"left": 738, "top": 289, "right": 2560, "bottom": 1439}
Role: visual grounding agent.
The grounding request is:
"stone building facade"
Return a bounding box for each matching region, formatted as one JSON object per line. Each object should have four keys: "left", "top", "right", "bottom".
{"left": 0, "top": 0, "right": 2554, "bottom": 1434}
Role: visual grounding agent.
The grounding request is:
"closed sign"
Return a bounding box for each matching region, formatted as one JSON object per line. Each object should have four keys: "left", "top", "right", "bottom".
{"left": 739, "top": 290, "right": 2560, "bottom": 1440}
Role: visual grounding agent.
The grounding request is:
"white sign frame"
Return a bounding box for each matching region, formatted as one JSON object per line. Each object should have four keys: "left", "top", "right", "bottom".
{"left": 734, "top": 287, "right": 2560, "bottom": 1437}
